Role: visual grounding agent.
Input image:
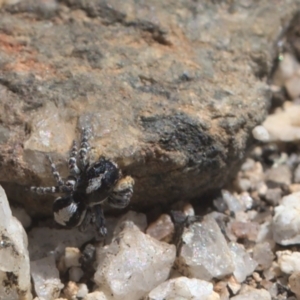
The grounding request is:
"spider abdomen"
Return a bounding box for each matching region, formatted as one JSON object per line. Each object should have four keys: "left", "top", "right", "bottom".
{"left": 53, "top": 193, "right": 87, "bottom": 227}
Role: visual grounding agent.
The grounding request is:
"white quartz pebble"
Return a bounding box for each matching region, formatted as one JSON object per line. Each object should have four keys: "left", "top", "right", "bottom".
{"left": 31, "top": 255, "right": 64, "bottom": 300}
{"left": 229, "top": 242, "right": 258, "bottom": 283}
{"left": 272, "top": 192, "right": 300, "bottom": 245}
{"left": 94, "top": 222, "right": 176, "bottom": 300}
{"left": 176, "top": 215, "right": 234, "bottom": 281}
{"left": 277, "top": 250, "right": 300, "bottom": 274}
{"left": 147, "top": 277, "right": 220, "bottom": 300}
{"left": 252, "top": 125, "right": 270, "bottom": 142}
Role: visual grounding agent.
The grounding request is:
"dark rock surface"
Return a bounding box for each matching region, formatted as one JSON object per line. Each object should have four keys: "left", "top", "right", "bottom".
{"left": 0, "top": 0, "right": 299, "bottom": 216}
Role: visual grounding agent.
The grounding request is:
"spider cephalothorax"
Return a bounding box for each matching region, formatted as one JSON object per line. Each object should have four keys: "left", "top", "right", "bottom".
{"left": 31, "top": 128, "right": 134, "bottom": 237}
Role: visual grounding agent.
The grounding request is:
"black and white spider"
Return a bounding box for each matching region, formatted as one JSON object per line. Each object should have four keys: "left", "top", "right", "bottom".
{"left": 31, "top": 128, "right": 134, "bottom": 237}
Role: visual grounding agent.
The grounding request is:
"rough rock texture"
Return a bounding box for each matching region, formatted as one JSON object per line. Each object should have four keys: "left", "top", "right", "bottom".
{"left": 272, "top": 192, "right": 300, "bottom": 245}
{"left": 30, "top": 255, "right": 64, "bottom": 300}
{"left": 228, "top": 242, "right": 258, "bottom": 283}
{"left": 146, "top": 277, "right": 220, "bottom": 300}
{"left": 0, "top": 0, "right": 299, "bottom": 215}
{"left": 0, "top": 185, "right": 32, "bottom": 300}
{"left": 176, "top": 215, "right": 234, "bottom": 281}
{"left": 230, "top": 287, "right": 271, "bottom": 300}
{"left": 94, "top": 222, "right": 176, "bottom": 300}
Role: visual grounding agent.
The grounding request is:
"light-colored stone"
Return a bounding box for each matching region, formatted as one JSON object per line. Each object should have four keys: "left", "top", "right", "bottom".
{"left": 229, "top": 242, "right": 258, "bottom": 283}
{"left": 229, "top": 221, "right": 259, "bottom": 241}
{"left": 94, "top": 222, "right": 176, "bottom": 300}
{"left": 64, "top": 247, "right": 81, "bottom": 268}
{"left": 31, "top": 255, "right": 64, "bottom": 300}
{"left": 113, "top": 210, "right": 147, "bottom": 236}
{"left": 230, "top": 287, "right": 271, "bottom": 300}
{"left": 63, "top": 281, "right": 78, "bottom": 300}
{"left": 265, "top": 164, "right": 292, "bottom": 187}
{"left": 277, "top": 250, "right": 300, "bottom": 274}
{"left": 263, "top": 103, "right": 300, "bottom": 142}
{"left": 289, "top": 272, "right": 300, "bottom": 299}
{"left": 77, "top": 283, "right": 89, "bottom": 299}
{"left": 253, "top": 242, "right": 274, "bottom": 269}
{"left": 272, "top": 192, "right": 300, "bottom": 245}
{"left": 0, "top": 185, "right": 32, "bottom": 300}
{"left": 146, "top": 214, "right": 174, "bottom": 242}
{"left": 222, "top": 190, "right": 244, "bottom": 213}
{"left": 252, "top": 125, "right": 269, "bottom": 142}
{"left": 84, "top": 291, "right": 108, "bottom": 300}
{"left": 214, "top": 281, "right": 230, "bottom": 300}
{"left": 177, "top": 215, "right": 234, "bottom": 281}
{"left": 147, "top": 277, "right": 220, "bottom": 300}
{"left": 227, "top": 276, "right": 241, "bottom": 295}
{"left": 183, "top": 204, "right": 195, "bottom": 217}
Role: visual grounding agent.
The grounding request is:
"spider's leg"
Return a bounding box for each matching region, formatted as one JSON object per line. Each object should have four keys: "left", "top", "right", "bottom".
{"left": 47, "top": 155, "right": 64, "bottom": 186}
{"left": 79, "top": 127, "right": 91, "bottom": 169}
{"left": 53, "top": 194, "right": 87, "bottom": 227}
{"left": 31, "top": 186, "right": 61, "bottom": 194}
{"left": 78, "top": 208, "right": 92, "bottom": 232}
{"left": 107, "top": 176, "right": 135, "bottom": 209}
{"left": 68, "top": 140, "right": 80, "bottom": 175}
{"left": 91, "top": 204, "right": 107, "bottom": 236}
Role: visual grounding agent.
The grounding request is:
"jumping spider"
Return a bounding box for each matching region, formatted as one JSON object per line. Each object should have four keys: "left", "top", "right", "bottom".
{"left": 31, "top": 128, "right": 134, "bottom": 237}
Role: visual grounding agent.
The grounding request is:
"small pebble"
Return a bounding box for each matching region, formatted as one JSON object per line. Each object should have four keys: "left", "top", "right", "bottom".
{"left": 285, "top": 75, "right": 300, "bottom": 99}
{"left": 265, "top": 165, "right": 292, "bottom": 188}
{"left": 252, "top": 125, "right": 270, "bottom": 142}
{"left": 183, "top": 203, "right": 195, "bottom": 217}
{"left": 76, "top": 283, "right": 88, "bottom": 298}
{"left": 63, "top": 281, "right": 78, "bottom": 300}
{"left": 289, "top": 272, "right": 300, "bottom": 298}
{"left": 277, "top": 250, "right": 300, "bottom": 274}
{"left": 265, "top": 188, "right": 282, "bottom": 206}
{"left": 84, "top": 291, "right": 111, "bottom": 300}
{"left": 65, "top": 247, "right": 81, "bottom": 268}
{"left": 146, "top": 214, "right": 174, "bottom": 242}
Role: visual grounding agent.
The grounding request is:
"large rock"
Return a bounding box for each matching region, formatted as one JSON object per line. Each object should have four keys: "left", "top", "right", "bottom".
{"left": 0, "top": 0, "right": 299, "bottom": 215}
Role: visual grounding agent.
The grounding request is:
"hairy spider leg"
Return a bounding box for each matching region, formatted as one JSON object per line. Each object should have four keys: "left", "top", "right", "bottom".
{"left": 78, "top": 208, "right": 93, "bottom": 232}
{"left": 79, "top": 127, "right": 91, "bottom": 169}
{"left": 68, "top": 140, "right": 80, "bottom": 175}
{"left": 31, "top": 183, "right": 75, "bottom": 194}
{"left": 30, "top": 185, "right": 62, "bottom": 194}
{"left": 47, "top": 155, "right": 64, "bottom": 186}
{"left": 91, "top": 204, "right": 107, "bottom": 236}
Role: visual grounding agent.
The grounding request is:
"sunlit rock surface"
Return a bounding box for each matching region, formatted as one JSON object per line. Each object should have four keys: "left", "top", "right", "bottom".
{"left": 176, "top": 215, "right": 234, "bottom": 281}
{"left": 1, "top": 0, "right": 297, "bottom": 216}
{"left": 31, "top": 255, "right": 64, "bottom": 300}
{"left": 228, "top": 242, "right": 258, "bottom": 283}
{"left": 0, "top": 185, "right": 32, "bottom": 300}
{"left": 272, "top": 192, "right": 300, "bottom": 245}
{"left": 230, "top": 287, "right": 271, "bottom": 300}
{"left": 94, "top": 222, "right": 176, "bottom": 300}
{"left": 147, "top": 277, "right": 220, "bottom": 300}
